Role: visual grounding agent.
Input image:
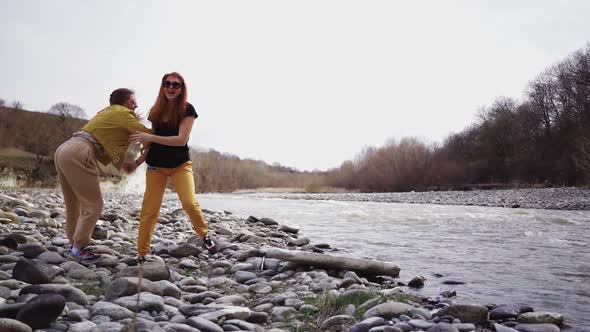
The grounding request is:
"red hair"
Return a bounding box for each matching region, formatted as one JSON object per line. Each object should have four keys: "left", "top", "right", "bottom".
{"left": 148, "top": 72, "right": 188, "bottom": 128}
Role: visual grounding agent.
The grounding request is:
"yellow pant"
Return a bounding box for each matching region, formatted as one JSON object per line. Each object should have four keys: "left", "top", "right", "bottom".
{"left": 137, "top": 161, "right": 208, "bottom": 256}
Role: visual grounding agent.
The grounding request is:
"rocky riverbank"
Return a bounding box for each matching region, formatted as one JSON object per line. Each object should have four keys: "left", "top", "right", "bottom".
{"left": 0, "top": 188, "right": 573, "bottom": 331}
{"left": 249, "top": 188, "right": 590, "bottom": 211}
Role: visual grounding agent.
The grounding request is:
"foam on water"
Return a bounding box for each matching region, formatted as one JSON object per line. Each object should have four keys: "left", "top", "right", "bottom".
{"left": 100, "top": 165, "right": 146, "bottom": 194}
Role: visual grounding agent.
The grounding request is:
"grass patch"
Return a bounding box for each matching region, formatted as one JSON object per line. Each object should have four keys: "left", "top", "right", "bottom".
{"left": 73, "top": 279, "right": 103, "bottom": 297}
{"left": 280, "top": 290, "right": 385, "bottom": 331}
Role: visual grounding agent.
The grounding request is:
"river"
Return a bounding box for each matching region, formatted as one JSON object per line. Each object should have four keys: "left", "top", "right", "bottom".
{"left": 198, "top": 193, "right": 590, "bottom": 329}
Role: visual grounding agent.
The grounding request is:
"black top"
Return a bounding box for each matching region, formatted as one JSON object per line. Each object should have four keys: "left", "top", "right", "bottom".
{"left": 146, "top": 102, "right": 198, "bottom": 168}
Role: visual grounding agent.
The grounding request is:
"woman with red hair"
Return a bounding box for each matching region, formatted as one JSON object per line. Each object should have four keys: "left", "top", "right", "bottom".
{"left": 127, "top": 72, "right": 217, "bottom": 263}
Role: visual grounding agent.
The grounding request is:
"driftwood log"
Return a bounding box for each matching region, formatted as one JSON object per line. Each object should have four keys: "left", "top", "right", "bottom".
{"left": 261, "top": 247, "right": 400, "bottom": 277}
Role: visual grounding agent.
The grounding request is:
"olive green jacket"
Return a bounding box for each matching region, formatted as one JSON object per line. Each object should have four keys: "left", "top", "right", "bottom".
{"left": 81, "top": 105, "right": 151, "bottom": 169}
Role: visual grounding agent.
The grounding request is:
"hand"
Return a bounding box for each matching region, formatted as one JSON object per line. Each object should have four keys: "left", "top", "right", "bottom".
{"left": 122, "top": 161, "right": 138, "bottom": 173}
{"left": 129, "top": 132, "right": 153, "bottom": 145}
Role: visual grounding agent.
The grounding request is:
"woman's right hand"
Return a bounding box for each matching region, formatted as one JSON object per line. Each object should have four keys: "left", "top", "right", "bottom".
{"left": 129, "top": 132, "right": 154, "bottom": 145}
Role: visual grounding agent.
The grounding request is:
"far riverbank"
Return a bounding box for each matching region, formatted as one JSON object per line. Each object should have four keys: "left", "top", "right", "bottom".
{"left": 240, "top": 187, "right": 590, "bottom": 211}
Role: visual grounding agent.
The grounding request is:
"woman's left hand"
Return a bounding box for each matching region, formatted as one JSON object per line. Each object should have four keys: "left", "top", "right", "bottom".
{"left": 129, "top": 132, "right": 153, "bottom": 145}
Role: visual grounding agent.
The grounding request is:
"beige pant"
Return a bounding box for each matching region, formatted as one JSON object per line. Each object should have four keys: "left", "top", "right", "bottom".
{"left": 54, "top": 137, "right": 103, "bottom": 248}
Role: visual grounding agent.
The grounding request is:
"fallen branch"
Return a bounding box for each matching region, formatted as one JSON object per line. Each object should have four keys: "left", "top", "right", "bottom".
{"left": 261, "top": 247, "right": 400, "bottom": 277}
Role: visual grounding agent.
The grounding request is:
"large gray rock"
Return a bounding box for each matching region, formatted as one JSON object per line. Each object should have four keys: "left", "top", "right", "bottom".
{"left": 186, "top": 316, "right": 224, "bottom": 332}
{"left": 362, "top": 302, "right": 412, "bottom": 320}
{"left": 154, "top": 280, "right": 181, "bottom": 299}
{"left": 234, "top": 270, "right": 257, "bottom": 283}
{"left": 113, "top": 292, "right": 165, "bottom": 312}
{"left": 12, "top": 258, "right": 59, "bottom": 284}
{"left": 427, "top": 322, "right": 460, "bottom": 332}
{"left": 0, "top": 318, "right": 32, "bottom": 332}
{"left": 69, "top": 321, "right": 97, "bottom": 332}
{"left": 320, "top": 315, "right": 356, "bottom": 331}
{"left": 489, "top": 305, "right": 521, "bottom": 320}
{"left": 0, "top": 303, "right": 26, "bottom": 319}
{"left": 494, "top": 324, "right": 519, "bottom": 332}
{"left": 114, "top": 262, "right": 170, "bottom": 281}
{"left": 170, "top": 243, "right": 202, "bottom": 257}
{"left": 434, "top": 304, "right": 489, "bottom": 324}
{"left": 91, "top": 301, "right": 134, "bottom": 320}
{"left": 37, "top": 251, "right": 65, "bottom": 264}
{"left": 19, "top": 284, "right": 88, "bottom": 305}
{"left": 517, "top": 312, "right": 564, "bottom": 326}
{"left": 16, "top": 243, "right": 47, "bottom": 259}
{"left": 514, "top": 324, "right": 560, "bottom": 332}
{"left": 16, "top": 293, "right": 66, "bottom": 330}
{"left": 350, "top": 317, "right": 387, "bottom": 332}
{"left": 105, "top": 277, "right": 163, "bottom": 300}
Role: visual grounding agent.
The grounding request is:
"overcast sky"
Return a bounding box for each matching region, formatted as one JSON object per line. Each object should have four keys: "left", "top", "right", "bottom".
{"left": 1, "top": 1, "right": 589, "bottom": 171}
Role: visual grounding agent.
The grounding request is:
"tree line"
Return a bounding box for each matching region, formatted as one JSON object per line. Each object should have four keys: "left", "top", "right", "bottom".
{"left": 322, "top": 44, "right": 590, "bottom": 191}
{"left": 2, "top": 44, "right": 589, "bottom": 191}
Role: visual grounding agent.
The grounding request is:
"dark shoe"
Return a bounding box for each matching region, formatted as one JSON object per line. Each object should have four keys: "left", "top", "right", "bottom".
{"left": 136, "top": 256, "right": 147, "bottom": 265}
{"left": 203, "top": 235, "right": 218, "bottom": 254}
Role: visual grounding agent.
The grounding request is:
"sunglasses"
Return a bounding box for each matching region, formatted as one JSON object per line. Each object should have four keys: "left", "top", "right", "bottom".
{"left": 162, "top": 81, "right": 182, "bottom": 89}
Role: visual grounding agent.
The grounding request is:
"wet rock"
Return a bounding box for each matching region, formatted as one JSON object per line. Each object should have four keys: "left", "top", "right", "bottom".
{"left": 442, "top": 279, "right": 466, "bottom": 285}
{"left": 258, "top": 218, "right": 278, "bottom": 226}
{"left": 434, "top": 304, "right": 488, "bottom": 324}
{"left": 408, "top": 276, "right": 425, "bottom": 288}
{"left": 277, "top": 224, "right": 299, "bottom": 234}
{"left": 15, "top": 293, "right": 66, "bottom": 330}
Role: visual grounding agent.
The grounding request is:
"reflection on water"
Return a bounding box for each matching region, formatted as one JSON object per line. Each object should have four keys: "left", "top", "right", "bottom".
{"left": 199, "top": 193, "right": 590, "bottom": 328}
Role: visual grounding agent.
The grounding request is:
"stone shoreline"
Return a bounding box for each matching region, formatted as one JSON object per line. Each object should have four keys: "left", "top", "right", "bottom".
{"left": 0, "top": 189, "right": 572, "bottom": 331}
{"left": 248, "top": 188, "right": 590, "bottom": 211}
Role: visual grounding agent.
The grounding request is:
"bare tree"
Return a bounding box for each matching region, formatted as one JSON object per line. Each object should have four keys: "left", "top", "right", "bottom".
{"left": 48, "top": 102, "right": 87, "bottom": 119}
{"left": 10, "top": 101, "right": 23, "bottom": 110}
{"left": 0, "top": 99, "right": 5, "bottom": 107}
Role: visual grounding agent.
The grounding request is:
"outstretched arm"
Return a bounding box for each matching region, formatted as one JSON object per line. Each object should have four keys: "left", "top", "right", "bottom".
{"left": 128, "top": 117, "right": 195, "bottom": 147}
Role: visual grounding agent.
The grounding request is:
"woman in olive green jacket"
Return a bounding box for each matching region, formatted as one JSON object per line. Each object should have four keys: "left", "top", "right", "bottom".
{"left": 54, "top": 88, "right": 150, "bottom": 264}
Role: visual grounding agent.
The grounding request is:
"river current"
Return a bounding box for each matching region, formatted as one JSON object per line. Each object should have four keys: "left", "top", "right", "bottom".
{"left": 198, "top": 193, "right": 590, "bottom": 329}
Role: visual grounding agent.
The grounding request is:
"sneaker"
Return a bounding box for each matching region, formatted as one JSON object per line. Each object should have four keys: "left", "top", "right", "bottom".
{"left": 203, "top": 234, "right": 218, "bottom": 254}
{"left": 68, "top": 247, "right": 101, "bottom": 265}
{"left": 136, "top": 256, "right": 147, "bottom": 265}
